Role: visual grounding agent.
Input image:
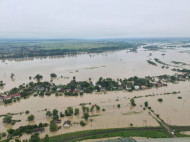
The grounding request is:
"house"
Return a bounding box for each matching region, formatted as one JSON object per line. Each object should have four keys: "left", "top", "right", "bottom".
{"left": 56, "top": 88, "right": 61, "bottom": 92}
{"left": 126, "top": 85, "right": 132, "bottom": 91}
{"left": 63, "top": 120, "right": 71, "bottom": 127}
{"left": 0, "top": 97, "right": 3, "bottom": 102}
{"left": 100, "top": 88, "right": 106, "bottom": 92}
{"left": 10, "top": 93, "right": 21, "bottom": 98}
{"left": 79, "top": 89, "right": 84, "bottom": 93}
{"left": 141, "top": 85, "right": 148, "bottom": 90}
{"left": 73, "top": 89, "right": 78, "bottom": 93}
{"left": 66, "top": 89, "right": 71, "bottom": 92}
{"left": 156, "top": 81, "right": 162, "bottom": 87}
{"left": 32, "top": 127, "right": 45, "bottom": 133}
{"left": 4, "top": 96, "right": 12, "bottom": 100}
{"left": 134, "top": 85, "right": 140, "bottom": 90}
{"left": 54, "top": 119, "right": 62, "bottom": 124}
{"left": 118, "top": 86, "right": 123, "bottom": 90}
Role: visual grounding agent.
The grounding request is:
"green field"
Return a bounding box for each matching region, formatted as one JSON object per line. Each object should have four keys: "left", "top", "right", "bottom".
{"left": 39, "top": 127, "right": 171, "bottom": 142}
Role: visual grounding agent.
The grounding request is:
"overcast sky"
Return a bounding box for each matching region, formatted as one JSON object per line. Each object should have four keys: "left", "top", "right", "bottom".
{"left": 0, "top": 0, "right": 190, "bottom": 39}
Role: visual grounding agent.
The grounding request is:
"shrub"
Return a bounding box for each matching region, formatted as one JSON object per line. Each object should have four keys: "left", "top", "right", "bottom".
{"left": 157, "top": 98, "right": 163, "bottom": 102}
{"left": 80, "top": 121, "right": 86, "bottom": 126}
{"left": 27, "top": 115, "right": 34, "bottom": 121}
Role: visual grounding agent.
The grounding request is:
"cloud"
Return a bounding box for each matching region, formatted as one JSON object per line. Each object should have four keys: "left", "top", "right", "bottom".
{"left": 0, "top": 0, "right": 190, "bottom": 38}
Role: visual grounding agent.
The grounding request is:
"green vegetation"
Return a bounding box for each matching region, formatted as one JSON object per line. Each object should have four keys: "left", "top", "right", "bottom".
{"left": 74, "top": 108, "right": 79, "bottom": 115}
{"left": 6, "top": 123, "right": 48, "bottom": 137}
{"left": 80, "top": 121, "right": 86, "bottom": 126}
{"left": 50, "top": 73, "right": 57, "bottom": 78}
{"left": 30, "top": 133, "right": 40, "bottom": 142}
{"left": 122, "top": 111, "right": 142, "bottom": 115}
{"left": 157, "top": 98, "right": 163, "bottom": 102}
{"left": 144, "top": 101, "right": 148, "bottom": 107}
{"left": 27, "top": 114, "right": 35, "bottom": 121}
{"left": 3, "top": 115, "right": 12, "bottom": 124}
{"left": 39, "top": 127, "right": 171, "bottom": 142}
{"left": 0, "top": 80, "right": 5, "bottom": 86}
{"left": 50, "top": 122, "right": 58, "bottom": 132}
{"left": 0, "top": 40, "right": 136, "bottom": 59}
{"left": 25, "top": 110, "right": 30, "bottom": 114}
{"left": 35, "top": 74, "right": 43, "bottom": 81}
{"left": 147, "top": 60, "right": 157, "bottom": 66}
{"left": 83, "top": 113, "right": 89, "bottom": 120}
{"left": 130, "top": 98, "right": 136, "bottom": 106}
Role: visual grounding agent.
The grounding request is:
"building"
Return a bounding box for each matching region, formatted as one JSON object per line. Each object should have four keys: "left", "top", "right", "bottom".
{"left": 134, "top": 85, "right": 140, "bottom": 90}
{"left": 0, "top": 97, "right": 3, "bottom": 102}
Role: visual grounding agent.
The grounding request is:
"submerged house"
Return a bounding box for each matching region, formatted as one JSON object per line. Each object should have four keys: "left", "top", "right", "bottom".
{"left": 32, "top": 127, "right": 45, "bottom": 134}
{"left": 0, "top": 97, "right": 3, "bottom": 102}
{"left": 54, "top": 119, "right": 62, "bottom": 124}
{"left": 63, "top": 120, "right": 71, "bottom": 127}
{"left": 134, "top": 85, "right": 140, "bottom": 90}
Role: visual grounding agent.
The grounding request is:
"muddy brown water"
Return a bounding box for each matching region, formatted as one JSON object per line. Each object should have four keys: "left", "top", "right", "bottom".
{"left": 0, "top": 44, "right": 190, "bottom": 140}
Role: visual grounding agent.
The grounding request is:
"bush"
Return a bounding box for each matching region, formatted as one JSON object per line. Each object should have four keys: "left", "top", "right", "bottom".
{"left": 50, "top": 73, "right": 57, "bottom": 78}
{"left": 25, "top": 110, "right": 30, "bottom": 114}
{"left": 74, "top": 108, "right": 79, "bottom": 115}
{"left": 96, "top": 105, "right": 100, "bottom": 110}
{"left": 3, "top": 115, "right": 12, "bottom": 124}
{"left": 84, "top": 113, "right": 89, "bottom": 120}
{"left": 130, "top": 98, "right": 136, "bottom": 106}
{"left": 30, "top": 133, "right": 40, "bottom": 142}
{"left": 80, "top": 121, "right": 86, "bottom": 126}
{"left": 157, "top": 98, "right": 163, "bottom": 102}
{"left": 144, "top": 101, "right": 148, "bottom": 107}
{"left": 27, "top": 115, "right": 34, "bottom": 121}
{"left": 49, "top": 122, "right": 58, "bottom": 132}
{"left": 117, "top": 104, "right": 120, "bottom": 108}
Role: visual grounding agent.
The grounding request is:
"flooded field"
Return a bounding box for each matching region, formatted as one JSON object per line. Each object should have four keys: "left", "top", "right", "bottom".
{"left": 0, "top": 42, "right": 190, "bottom": 140}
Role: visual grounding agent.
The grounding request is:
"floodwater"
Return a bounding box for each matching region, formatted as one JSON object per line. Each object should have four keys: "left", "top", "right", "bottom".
{"left": 0, "top": 42, "right": 190, "bottom": 140}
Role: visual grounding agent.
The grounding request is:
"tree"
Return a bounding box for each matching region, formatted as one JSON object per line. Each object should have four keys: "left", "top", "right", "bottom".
{"left": 130, "top": 98, "right": 136, "bottom": 106}
{"left": 35, "top": 74, "right": 43, "bottom": 81}
{"left": 117, "top": 104, "right": 120, "bottom": 108}
{"left": 27, "top": 114, "right": 35, "bottom": 121}
{"left": 50, "top": 73, "right": 57, "bottom": 78}
{"left": 144, "top": 101, "right": 148, "bottom": 107}
{"left": 157, "top": 98, "right": 163, "bottom": 102}
{"left": 96, "top": 105, "right": 100, "bottom": 110}
{"left": 80, "top": 120, "right": 86, "bottom": 126}
{"left": 3, "top": 115, "right": 12, "bottom": 124}
{"left": 11, "top": 73, "right": 15, "bottom": 79}
{"left": 46, "top": 111, "right": 52, "bottom": 117}
{"left": 49, "top": 122, "right": 58, "bottom": 132}
{"left": 52, "top": 109, "right": 58, "bottom": 115}
{"left": 0, "top": 80, "right": 5, "bottom": 86}
{"left": 43, "top": 134, "right": 49, "bottom": 142}
{"left": 29, "top": 133, "right": 40, "bottom": 142}
{"left": 25, "top": 110, "right": 30, "bottom": 114}
{"left": 84, "top": 113, "right": 89, "bottom": 120}
{"left": 74, "top": 108, "right": 79, "bottom": 115}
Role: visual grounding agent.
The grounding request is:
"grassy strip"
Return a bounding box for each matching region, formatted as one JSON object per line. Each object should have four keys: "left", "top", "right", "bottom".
{"left": 40, "top": 127, "right": 170, "bottom": 142}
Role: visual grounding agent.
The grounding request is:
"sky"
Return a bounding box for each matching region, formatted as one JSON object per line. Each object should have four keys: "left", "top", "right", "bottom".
{"left": 0, "top": 0, "right": 190, "bottom": 39}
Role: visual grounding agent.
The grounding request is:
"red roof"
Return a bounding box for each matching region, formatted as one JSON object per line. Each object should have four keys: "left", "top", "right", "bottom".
{"left": 10, "top": 93, "right": 21, "bottom": 97}
{"left": 5, "top": 96, "right": 12, "bottom": 99}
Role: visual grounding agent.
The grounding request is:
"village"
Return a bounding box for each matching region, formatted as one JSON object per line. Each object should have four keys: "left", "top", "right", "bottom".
{"left": 0, "top": 71, "right": 190, "bottom": 105}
